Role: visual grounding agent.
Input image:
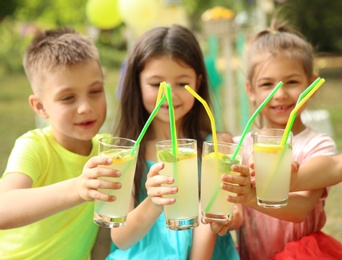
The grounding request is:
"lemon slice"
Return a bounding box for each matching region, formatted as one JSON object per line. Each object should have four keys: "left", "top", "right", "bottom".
{"left": 253, "top": 143, "right": 284, "bottom": 154}
{"left": 204, "top": 152, "right": 240, "bottom": 173}
{"left": 158, "top": 148, "right": 196, "bottom": 162}
{"left": 177, "top": 149, "right": 196, "bottom": 160}
{"left": 102, "top": 149, "right": 133, "bottom": 163}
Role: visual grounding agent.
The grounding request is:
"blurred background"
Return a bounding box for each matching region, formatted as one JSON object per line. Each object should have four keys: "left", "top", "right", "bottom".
{"left": 0, "top": 0, "right": 341, "bottom": 241}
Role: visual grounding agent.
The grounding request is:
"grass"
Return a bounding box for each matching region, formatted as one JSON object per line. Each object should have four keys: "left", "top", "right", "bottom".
{"left": 0, "top": 67, "right": 341, "bottom": 243}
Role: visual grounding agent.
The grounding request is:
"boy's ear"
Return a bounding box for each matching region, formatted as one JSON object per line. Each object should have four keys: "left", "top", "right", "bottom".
{"left": 245, "top": 80, "right": 256, "bottom": 103}
{"left": 28, "top": 95, "right": 48, "bottom": 119}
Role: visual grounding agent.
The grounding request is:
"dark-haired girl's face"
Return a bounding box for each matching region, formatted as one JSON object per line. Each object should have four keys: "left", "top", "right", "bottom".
{"left": 139, "top": 55, "right": 198, "bottom": 131}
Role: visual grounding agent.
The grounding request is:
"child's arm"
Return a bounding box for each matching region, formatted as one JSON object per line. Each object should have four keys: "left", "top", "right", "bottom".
{"left": 0, "top": 156, "right": 120, "bottom": 229}
{"left": 91, "top": 227, "right": 111, "bottom": 260}
{"left": 190, "top": 220, "right": 216, "bottom": 260}
{"left": 110, "top": 163, "right": 166, "bottom": 249}
{"left": 291, "top": 155, "right": 342, "bottom": 191}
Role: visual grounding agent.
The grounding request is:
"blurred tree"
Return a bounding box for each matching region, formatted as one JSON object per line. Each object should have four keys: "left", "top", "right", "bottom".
{"left": 275, "top": 0, "right": 342, "bottom": 53}
{"left": 14, "top": 0, "right": 88, "bottom": 28}
{"left": 0, "top": 0, "right": 20, "bottom": 21}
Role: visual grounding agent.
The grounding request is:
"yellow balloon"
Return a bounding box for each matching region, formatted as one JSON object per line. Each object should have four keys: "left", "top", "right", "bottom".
{"left": 118, "top": 0, "right": 159, "bottom": 36}
{"left": 86, "top": 0, "right": 122, "bottom": 29}
{"left": 157, "top": 5, "right": 188, "bottom": 27}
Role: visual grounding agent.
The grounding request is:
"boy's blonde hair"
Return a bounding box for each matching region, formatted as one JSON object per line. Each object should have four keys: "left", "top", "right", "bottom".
{"left": 23, "top": 27, "right": 100, "bottom": 93}
{"left": 246, "top": 19, "right": 314, "bottom": 86}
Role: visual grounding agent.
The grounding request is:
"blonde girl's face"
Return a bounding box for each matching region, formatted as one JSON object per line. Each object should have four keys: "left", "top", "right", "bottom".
{"left": 139, "top": 55, "right": 199, "bottom": 128}
{"left": 247, "top": 54, "right": 313, "bottom": 130}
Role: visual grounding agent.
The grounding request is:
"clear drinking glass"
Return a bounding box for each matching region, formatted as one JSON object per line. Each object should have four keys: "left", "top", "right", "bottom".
{"left": 94, "top": 137, "right": 138, "bottom": 228}
{"left": 201, "top": 141, "right": 243, "bottom": 222}
{"left": 156, "top": 138, "right": 199, "bottom": 230}
{"left": 253, "top": 129, "right": 293, "bottom": 208}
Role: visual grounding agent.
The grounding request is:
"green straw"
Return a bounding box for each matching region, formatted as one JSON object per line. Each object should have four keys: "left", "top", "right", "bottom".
{"left": 204, "top": 81, "right": 283, "bottom": 212}
{"left": 261, "top": 78, "right": 325, "bottom": 197}
{"left": 281, "top": 77, "right": 323, "bottom": 145}
{"left": 130, "top": 94, "right": 167, "bottom": 155}
{"left": 165, "top": 84, "right": 178, "bottom": 156}
{"left": 231, "top": 81, "right": 284, "bottom": 160}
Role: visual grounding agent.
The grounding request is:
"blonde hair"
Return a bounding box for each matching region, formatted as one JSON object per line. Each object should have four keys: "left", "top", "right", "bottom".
{"left": 23, "top": 27, "right": 100, "bottom": 93}
{"left": 246, "top": 20, "right": 314, "bottom": 86}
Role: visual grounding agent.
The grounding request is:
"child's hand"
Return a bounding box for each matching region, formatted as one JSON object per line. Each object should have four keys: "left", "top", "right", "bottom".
{"left": 203, "top": 204, "right": 241, "bottom": 236}
{"left": 216, "top": 132, "right": 234, "bottom": 143}
{"left": 78, "top": 156, "right": 121, "bottom": 202}
{"left": 221, "top": 164, "right": 255, "bottom": 205}
{"left": 289, "top": 161, "right": 300, "bottom": 191}
{"left": 145, "top": 162, "right": 178, "bottom": 208}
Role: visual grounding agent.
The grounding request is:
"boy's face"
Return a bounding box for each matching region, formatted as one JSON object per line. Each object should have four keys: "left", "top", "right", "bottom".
{"left": 31, "top": 60, "right": 106, "bottom": 152}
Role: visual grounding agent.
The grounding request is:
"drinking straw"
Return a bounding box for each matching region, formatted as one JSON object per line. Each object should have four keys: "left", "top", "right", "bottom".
{"left": 156, "top": 82, "right": 167, "bottom": 106}
{"left": 280, "top": 77, "right": 324, "bottom": 146}
{"left": 130, "top": 94, "right": 167, "bottom": 155}
{"left": 184, "top": 85, "right": 219, "bottom": 157}
{"left": 165, "top": 84, "right": 178, "bottom": 155}
{"left": 261, "top": 78, "right": 325, "bottom": 197}
{"left": 231, "top": 81, "right": 284, "bottom": 160}
{"left": 204, "top": 81, "right": 283, "bottom": 212}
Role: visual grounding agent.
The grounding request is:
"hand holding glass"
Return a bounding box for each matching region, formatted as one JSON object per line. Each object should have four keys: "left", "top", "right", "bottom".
{"left": 156, "top": 139, "right": 199, "bottom": 230}
{"left": 253, "top": 129, "right": 292, "bottom": 208}
{"left": 94, "top": 137, "right": 138, "bottom": 228}
{"left": 201, "top": 141, "right": 243, "bottom": 222}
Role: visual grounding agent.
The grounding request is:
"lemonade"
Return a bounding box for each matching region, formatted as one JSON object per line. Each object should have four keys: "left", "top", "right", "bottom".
{"left": 156, "top": 139, "right": 199, "bottom": 230}
{"left": 253, "top": 143, "right": 292, "bottom": 208}
{"left": 94, "top": 137, "right": 138, "bottom": 228}
{"left": 201, "top": 150, "right": 241, "bottom": 222}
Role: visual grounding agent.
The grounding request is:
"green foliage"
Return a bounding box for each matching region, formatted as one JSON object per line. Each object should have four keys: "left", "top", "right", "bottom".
{"left": 0, "top": 18, "right": 31, "bottom": 76}
{"left": 14, "top": 0, "right": 88, "bottom": 28}
{"left": 275, "top": 0, "right": 342, "bottom": 53}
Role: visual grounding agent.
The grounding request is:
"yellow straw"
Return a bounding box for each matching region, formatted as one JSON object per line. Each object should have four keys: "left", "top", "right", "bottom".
{"left": 156, "top": 82, "right": 167, "bottom": 106}
{"left": 281, "top": 78, "right": 325, "bottom": 145}
{"left": 185, "top": 85, "right": 218, "bottom": 157}
{"left": 260, "top": 78, "right": 326, "bottom": 197}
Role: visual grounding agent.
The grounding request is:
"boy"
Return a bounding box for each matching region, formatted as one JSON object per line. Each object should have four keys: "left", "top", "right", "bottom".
{"left": 0, "top": 28, "right": 120, "bottom": 259}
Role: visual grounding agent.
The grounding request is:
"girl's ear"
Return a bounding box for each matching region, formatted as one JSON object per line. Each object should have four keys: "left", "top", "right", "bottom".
{"left": 311, "top": 73, "right": 320, "bottom": 83}
{"left": 245, "top": 80, "right": 256, "bottom": 104}
{"left": 29, "top": 95, "right": 49, "bottom": 119}
{"left": 196, "top": 74, "right": 203, "bottom": 91}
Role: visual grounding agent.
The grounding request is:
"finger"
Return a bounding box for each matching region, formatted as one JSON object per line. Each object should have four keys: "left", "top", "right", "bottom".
{"left": 291, "top": 161, "right": 300, "bottom": 174}
{"left": 84, "top": 167, "right": 121, "bottom": 180}
{"left": 88, "top": 189, "right": 117, "bottom": 202}
{"left": 147, "top": 162, "right": 164, "bottom": 178}
{"left": 147, "top": 186, "right": 178, "bottom": 197}
{"left": 85, "top": 156, "right": 113, "bottom": 169}
{"left": 146, "top": 175, "right": 174, "bottom": 188}
{"left": 222, "top": 174, "right": 250, "bottom": 186}
{"left": 150, "top": 196, "right": 175, "bottom": 206}
{"left": 231, "top": 164, "right": 249, "bottom": 177}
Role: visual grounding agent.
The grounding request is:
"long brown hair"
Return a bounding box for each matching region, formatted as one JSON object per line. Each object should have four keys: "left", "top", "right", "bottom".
{"left": 115, "top": 24, "right": 212, "bottom": 204}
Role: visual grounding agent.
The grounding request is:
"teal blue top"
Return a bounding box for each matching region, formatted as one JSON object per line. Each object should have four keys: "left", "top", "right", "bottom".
{"left": 106, "top": 161, "right": 239, "bottom": 260}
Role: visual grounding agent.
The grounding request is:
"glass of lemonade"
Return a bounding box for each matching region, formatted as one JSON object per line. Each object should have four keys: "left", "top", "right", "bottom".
{"left": 201, "top": 141, "right": 243, "bottom": 222}
{"left": 156, "top": 139, "right": 199, "bottom": 230}
{"left": 94, "top": 137, "right": 138, "bottom": 228}
{"left": 253, "top": 129, "right": 292, "bottom": 208}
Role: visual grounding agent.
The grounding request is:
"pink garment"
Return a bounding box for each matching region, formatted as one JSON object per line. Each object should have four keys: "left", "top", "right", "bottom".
{"left": 234, "top": 128, "right": 337, "bottom": 260}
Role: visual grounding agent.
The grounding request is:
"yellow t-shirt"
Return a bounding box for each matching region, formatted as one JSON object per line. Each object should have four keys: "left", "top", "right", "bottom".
{"left": 0, "top": 127, "right": 101, "bottom": 259}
